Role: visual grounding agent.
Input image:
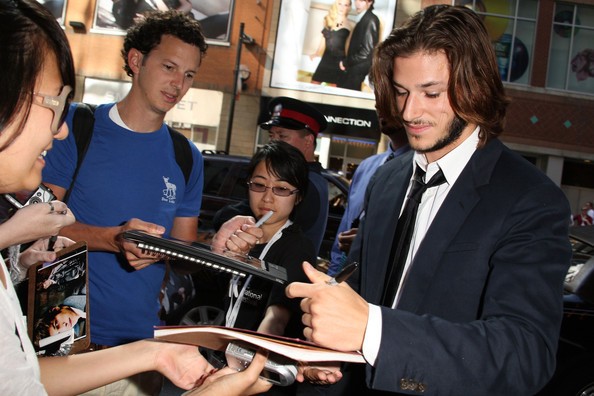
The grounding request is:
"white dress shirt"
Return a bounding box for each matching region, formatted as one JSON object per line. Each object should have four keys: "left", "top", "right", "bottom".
{"left": 362, "top": 127, "right": 480, "bottom": 366}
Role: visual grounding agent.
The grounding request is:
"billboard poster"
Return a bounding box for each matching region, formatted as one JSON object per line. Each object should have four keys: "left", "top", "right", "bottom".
{"left": 92, "top": 0, "right": 234, "bottom": 44}
{"left": 37, "top": 0, "right": 67, "bottom": 25}
{"left": 270, "top": 0, "right": 397, "bottom": 100}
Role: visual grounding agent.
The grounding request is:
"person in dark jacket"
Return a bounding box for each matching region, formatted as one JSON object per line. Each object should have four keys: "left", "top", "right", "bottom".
{"left": 337, "top": 0, "right": 379, "bottom": 91}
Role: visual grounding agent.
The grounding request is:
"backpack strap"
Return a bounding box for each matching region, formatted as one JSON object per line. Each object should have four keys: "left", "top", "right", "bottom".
{"left": 64, "top": 103, "right": 96, "bottom": 203}
{"left": 167, "top": 126, "right": 194, "bottom": 185}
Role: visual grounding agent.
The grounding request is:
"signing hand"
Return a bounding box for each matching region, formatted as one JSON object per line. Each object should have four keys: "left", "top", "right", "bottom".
{"left": 286, "top": 262, "right": 369, "bottom": 352}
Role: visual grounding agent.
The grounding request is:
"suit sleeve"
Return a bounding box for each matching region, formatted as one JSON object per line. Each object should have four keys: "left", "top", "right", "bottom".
{"left": 369, "top": 182, "right": 571, "bottom": 395}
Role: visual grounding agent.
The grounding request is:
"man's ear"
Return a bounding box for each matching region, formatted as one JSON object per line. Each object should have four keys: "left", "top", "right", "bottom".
{"left": 128, "top": 48, "right": 143, "bottom": 75}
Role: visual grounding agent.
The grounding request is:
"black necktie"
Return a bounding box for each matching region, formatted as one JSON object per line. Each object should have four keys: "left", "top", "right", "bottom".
{"left": 381, "top": 166, "right": 446, "bottom": 306}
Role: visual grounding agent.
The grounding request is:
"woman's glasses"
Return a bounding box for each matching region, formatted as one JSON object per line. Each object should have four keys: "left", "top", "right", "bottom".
{"left": 247, "top": 181, "right": 299, "bottom": 197}
{"left": 33, "top": 85, "right": 73, "bottom": 135}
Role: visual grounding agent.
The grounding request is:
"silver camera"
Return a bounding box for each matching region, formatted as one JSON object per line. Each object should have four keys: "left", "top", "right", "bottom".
{"left": 225, "top": 341, "right": 297, "bottom": 386}
{"left": 4, "top": 184, "right": 55, "bottom": 209}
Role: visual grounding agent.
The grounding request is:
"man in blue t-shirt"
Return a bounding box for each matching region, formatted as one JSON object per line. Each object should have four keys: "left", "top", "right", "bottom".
{"left": 43, "top": 11, "right": 207, "bottom": 355}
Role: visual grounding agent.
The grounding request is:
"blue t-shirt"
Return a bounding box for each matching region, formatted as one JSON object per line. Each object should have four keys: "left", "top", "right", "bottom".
{"left": 43, "top": 103, "right": 204, "bottom": 345}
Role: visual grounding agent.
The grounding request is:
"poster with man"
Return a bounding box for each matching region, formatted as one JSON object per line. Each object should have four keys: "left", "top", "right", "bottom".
{"left": 270, "top": 0, "right": 396, "bottom": 99}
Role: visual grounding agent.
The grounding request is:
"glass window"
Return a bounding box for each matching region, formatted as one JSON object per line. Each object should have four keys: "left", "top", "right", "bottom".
{"left": 547, "top": 2, "right": 594, "bottom": 95}
{"left": 453, "top": 0, "right": 538, "bottom": 85}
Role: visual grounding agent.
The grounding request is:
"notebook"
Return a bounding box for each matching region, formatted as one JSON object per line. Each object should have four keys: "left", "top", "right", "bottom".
{"left": 121, "top": 230, "right": 288, "bottom": 285}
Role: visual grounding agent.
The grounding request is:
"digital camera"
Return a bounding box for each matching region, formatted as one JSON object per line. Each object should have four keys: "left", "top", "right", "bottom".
{"left": 225, "top": 341, "right": 297, "bottom": 386}
{"left": 4, "top": 184, "right": 55, "bottom": 209}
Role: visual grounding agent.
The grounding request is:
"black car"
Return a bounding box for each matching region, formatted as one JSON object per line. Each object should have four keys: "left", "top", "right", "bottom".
{"left": 538, "top": 226, "right": 594, "bottom": 396}
{"left": 199, "top": 151, "right": 350, "bottom": 261}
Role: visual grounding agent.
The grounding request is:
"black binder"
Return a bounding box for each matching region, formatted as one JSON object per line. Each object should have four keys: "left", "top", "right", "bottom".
{"left": 121, "top": 230, "right": 288, "bottom": 285}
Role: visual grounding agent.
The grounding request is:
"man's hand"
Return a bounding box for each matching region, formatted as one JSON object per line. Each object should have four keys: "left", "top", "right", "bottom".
{"left": 337, "top": 228, "right": 358, "bottom": 253}
{"left": 286, "top": 262, "right": 369, "bottom": 352}
{"left": 297, "top": 362, "right": 342, "bottom": 385}
{"left": 116, "top": 218, "right": 166, "bottom": 270}
{"left": 211, "top": 216, "right": 263, "bottom": 255}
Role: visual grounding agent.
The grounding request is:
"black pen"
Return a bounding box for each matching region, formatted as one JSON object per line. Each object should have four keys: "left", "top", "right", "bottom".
{"left": 326, "top": 261, "right": 359, "bottom": 285}
{"left": 47, "top": 235, "right": 57, "bottom": 252}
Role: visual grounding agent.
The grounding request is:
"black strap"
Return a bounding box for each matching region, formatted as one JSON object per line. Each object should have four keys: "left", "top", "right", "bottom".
{"left": 167, "top": 126, "right": 193, "bottom": 185}
{"left": 64, "top": 104, "right": 96, "bottom": 203}
{"left": 66, "top": 104, "right": 194, "bottom": 202}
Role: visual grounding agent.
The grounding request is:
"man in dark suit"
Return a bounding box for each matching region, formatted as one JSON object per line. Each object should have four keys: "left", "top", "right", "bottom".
{"left": 338, "top": 0, "right": 379, "bottom": 91}
{"left": 287, "top": 5, "right": 571, "bottom": 395}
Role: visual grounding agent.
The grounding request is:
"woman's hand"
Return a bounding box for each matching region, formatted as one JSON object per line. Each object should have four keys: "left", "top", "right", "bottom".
{"left": 0, "top": 200, "right": 74, "bottom": 247}
{"left": 187, "top": 348, "right": 273, "bottom": 395}
{"left": 19, "top": 236, "right": 75, "bottom": 270}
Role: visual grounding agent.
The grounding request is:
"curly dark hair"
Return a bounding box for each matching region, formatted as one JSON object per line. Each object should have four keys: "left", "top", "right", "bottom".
{"left": 121, "top": 10, "right": 208, "bottom": 77}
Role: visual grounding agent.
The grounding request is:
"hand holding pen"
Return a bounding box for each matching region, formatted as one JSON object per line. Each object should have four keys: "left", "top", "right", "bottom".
{"left": 212, "top": 211, "right": 273, "bottom": 254}
{"left": 285, "top": 261, "right": 368, "bottom": 352}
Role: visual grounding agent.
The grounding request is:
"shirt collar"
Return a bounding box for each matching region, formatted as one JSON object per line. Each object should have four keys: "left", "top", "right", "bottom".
{"left": 413, "top": 126, "right": 480, "bottom": 185}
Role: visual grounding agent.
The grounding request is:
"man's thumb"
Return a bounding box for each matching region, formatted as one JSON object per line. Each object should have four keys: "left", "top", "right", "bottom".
{"left": 302, "top": 261, "right": 330, "bottom": 284}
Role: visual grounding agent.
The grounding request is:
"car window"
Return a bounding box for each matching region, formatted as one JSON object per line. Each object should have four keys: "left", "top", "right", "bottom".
{"left": 203, "top": 160, "right": 230, "bottom": 195}
{"left": 327, "top": 178, "right": 347, "bottom": 215}
{"left": 229, "top": 163, "right": 250, "bottom": 200}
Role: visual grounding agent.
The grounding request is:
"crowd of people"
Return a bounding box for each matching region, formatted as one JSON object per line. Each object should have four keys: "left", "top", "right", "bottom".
{"left": 0, "top": 1, "right": 574, "bottom": 396}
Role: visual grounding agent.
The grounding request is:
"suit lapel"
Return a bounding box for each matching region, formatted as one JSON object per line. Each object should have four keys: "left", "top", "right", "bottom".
{"left": 397, "top": 140, "right": 504, "bottom": 312}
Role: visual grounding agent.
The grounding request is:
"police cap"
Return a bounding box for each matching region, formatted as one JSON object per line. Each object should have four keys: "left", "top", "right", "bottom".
{"left": 260, "top": 97, "right": 327, "bottom": 136}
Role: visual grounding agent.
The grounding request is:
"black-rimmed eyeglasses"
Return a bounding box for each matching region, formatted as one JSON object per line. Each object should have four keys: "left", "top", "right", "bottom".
{"left": 33, "top": 85, "right": 73, "bottom": 135}
{"left": 247, "top": 181, "right": 299, "bottom": 197}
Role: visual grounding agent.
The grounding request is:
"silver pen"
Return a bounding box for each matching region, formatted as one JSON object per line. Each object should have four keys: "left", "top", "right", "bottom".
{"left": 254, "top": 210, "right": 274, "bottom": 227}
{"left": 326, "top": 262, "right": 359, "bottom": 285}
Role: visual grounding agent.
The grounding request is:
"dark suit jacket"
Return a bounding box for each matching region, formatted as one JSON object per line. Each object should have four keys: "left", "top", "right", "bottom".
{"left": 338, "top": 9, "right": 379, "bottom": 90}
{"left": 348, "top": 139, "right": 571, "bottom": 395}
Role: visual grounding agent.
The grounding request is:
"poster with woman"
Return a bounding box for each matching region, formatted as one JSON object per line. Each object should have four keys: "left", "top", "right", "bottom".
{"left": 36, "top": 0, "right": 67, "bottom": 25}
{"left": 270, "top": 0, "right": 397, "bottom": 100}
{"left": 92, "top": 0, "right": 234, "bottom": 44}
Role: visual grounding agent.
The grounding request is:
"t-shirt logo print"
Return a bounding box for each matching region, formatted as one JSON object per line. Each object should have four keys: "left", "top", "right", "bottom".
{"left": 162, "top": 176, "right": 177, "bottom": 203}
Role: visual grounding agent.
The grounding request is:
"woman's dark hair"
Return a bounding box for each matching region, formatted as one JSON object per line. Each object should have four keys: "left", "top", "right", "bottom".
{"left": 371, "top": 4, "right": 509, "bottom": 147}
{"left": 0, "top": 0, "right": 75, "bottom": 152}
{"left": 247, "top": 141, "right": 309, "bottom": 206}
{"left": 122, "top": 10, "right": 208, "bottom": 77}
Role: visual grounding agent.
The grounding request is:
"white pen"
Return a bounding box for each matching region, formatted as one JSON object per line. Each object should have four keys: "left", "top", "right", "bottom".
{"left": 254, "top": 210, "right": 274, "bottom": 227}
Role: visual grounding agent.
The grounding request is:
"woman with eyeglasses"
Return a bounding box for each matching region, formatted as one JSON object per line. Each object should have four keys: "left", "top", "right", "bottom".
{"left": 0, "top": 1, "right": 273, "bottom": 395}
{"left": 224, "top": 141, "right": 315, "bottom": 343}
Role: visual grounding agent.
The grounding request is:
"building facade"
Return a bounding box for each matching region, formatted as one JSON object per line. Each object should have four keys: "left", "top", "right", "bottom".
{"left": 54, "top": 0, "right": 594, "bottom": 213}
